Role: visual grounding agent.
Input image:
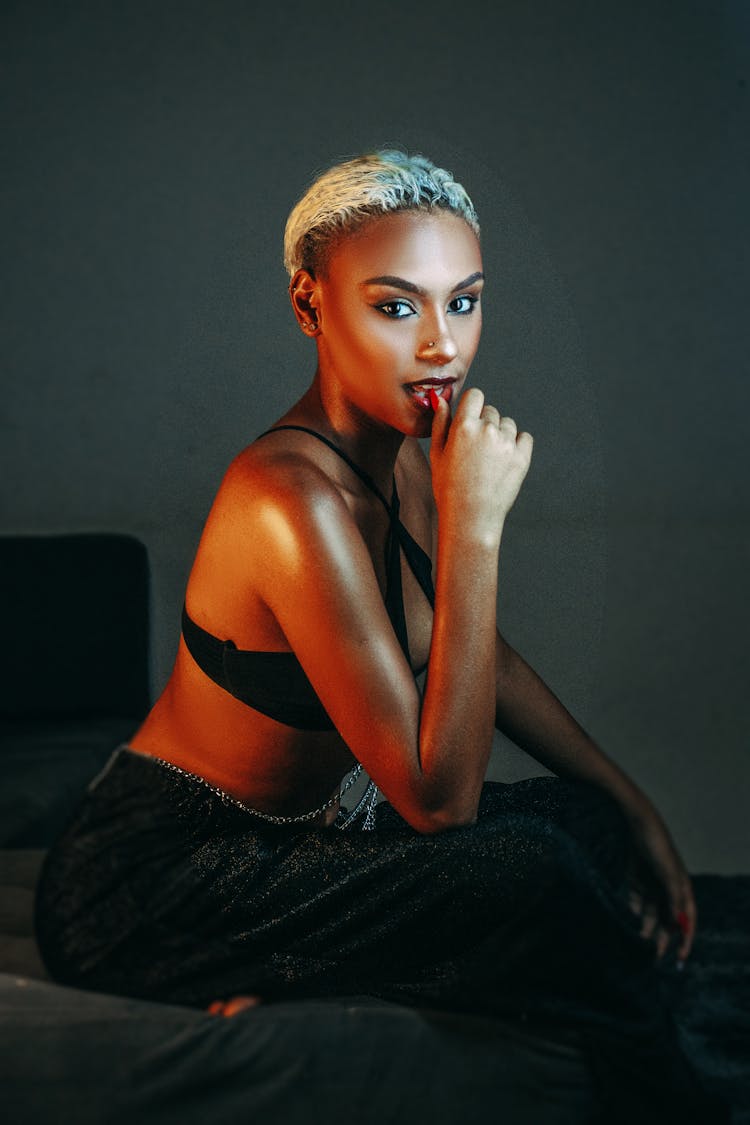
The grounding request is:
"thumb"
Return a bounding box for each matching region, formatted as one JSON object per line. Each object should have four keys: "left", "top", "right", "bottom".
{"left": 429, "top": 388, "right": 451, "bottom": 449}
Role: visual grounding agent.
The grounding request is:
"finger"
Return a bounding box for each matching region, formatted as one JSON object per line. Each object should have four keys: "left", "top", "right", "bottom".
{"left": 628, "top": 887, "right": 645, "bottom": 918}
{"left": 675, "top": 892, "right": 697, "bottom": 962}
{"left": 661, "top": 870, "right": 697, "bottom": 963}
{"left": 480, "top": 404, "right": 501, "bottom": 427}
{"left": 498, "top": 415, "right": 517, "bottom": 434}
{"left": 207, "top": 1000, "right": 225, "bottom": 1015}
{"left": 675, "top": 914, "right": 692, "bottom": 964}
{"left": 639, "top": 901, "right": 660, "bottom": 941}
{"left": 516, "top": 430, "right": 534, "bottom": 459}
{"left": 429, "top": 388, "right": 452, "bottom": 449}
{"left": 456, "top": 385, "right": 485, "bottom": 419}
{"left": 654, "top": 924, "right": 672, "bottom": 960}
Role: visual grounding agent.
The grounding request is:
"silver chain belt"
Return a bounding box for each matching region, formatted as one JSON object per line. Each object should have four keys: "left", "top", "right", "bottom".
{"left": 95, "top": 747, "right": 380, "bottom": 831}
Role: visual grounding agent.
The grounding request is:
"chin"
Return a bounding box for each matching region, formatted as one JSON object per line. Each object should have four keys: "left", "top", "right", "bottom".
{"left": 404, "top": 415, "right": 434, "bottom": 441}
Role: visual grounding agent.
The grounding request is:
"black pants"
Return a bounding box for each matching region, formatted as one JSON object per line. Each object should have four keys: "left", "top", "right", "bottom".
{"left": 34, "top": 746, "right": 726, "bottom": 1123}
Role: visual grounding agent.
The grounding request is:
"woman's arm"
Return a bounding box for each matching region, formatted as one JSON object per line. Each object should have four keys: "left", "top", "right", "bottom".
{"left": 494, "top": 635, "right": 696, "bottom": 963}
{"left": 415, "top": 390, "right": 532, "bottom": 827}
{"left": 237, "top": 389, "right": 531, "bottom": 835}
{"left": 494, "top": 636, "right": 644, "bottom": 806}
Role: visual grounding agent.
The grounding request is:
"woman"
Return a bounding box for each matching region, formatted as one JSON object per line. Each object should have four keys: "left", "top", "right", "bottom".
{"left": 35, "top": 151, "right": 724, "bottom": 1121}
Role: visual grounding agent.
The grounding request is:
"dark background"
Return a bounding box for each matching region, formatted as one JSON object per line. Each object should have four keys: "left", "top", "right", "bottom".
{"left": 2, "top": 0, "right": 747, "bottom": 871}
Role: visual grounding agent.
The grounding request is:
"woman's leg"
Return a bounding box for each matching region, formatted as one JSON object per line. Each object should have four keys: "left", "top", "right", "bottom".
{"left": 34, "top": 750, "right": 725, "bottom": 1122}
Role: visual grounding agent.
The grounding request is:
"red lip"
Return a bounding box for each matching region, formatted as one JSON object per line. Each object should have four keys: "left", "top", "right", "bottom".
{"left": 404, "top": 376, "right": 456, "bottom": 389}
{"left": 406, "top": 382, "right": 454, "bottom": 411}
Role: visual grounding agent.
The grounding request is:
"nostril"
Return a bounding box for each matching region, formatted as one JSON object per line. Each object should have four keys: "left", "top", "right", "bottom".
{"left": 418, "top": 339, "right": 457, "bottom": 362}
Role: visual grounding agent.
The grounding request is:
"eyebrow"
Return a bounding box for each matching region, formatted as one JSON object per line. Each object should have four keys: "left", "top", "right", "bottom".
{"left": 360, "top": 271, "right": 485, "bottom": 296}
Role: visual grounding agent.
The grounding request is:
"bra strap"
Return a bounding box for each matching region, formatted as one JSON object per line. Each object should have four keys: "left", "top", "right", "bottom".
{"left": 256, "top": 425, "right": 393, "bottom": 514}
{"left": 256, "top": 424, "right": 435, "bottom": 607}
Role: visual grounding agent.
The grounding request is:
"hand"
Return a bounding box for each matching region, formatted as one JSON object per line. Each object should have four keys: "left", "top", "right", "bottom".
{"left": 430, "top": 386, "right": 533, "bottom": 540}
{"left": 622, "top": 798, "right": 696, "bottom": 967}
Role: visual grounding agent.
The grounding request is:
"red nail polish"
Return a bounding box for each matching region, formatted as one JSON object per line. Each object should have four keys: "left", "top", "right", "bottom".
{"left": 676, "top": 911, "right": 690, "bottom": 935}
{"left": 429, "top": 388, "right": 440, "bottom": 412}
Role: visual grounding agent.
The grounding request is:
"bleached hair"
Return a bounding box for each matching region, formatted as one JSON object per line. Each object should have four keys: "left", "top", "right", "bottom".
{"left": 283, "top": 149, "right": 480, "bottom": 277}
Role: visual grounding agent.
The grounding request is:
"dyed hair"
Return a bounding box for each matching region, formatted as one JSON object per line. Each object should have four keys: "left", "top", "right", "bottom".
{"left": 283, "top": 149, "right": 480, "bottom": 278}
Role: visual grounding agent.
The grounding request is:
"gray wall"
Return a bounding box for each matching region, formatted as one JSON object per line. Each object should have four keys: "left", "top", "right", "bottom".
{"left": 2, "top": 1, "right": 748, "bottom": 872}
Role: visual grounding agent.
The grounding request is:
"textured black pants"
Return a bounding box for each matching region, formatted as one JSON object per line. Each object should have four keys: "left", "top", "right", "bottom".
{"left": 35, "top": 746, "right": 726, "bottom": 1123}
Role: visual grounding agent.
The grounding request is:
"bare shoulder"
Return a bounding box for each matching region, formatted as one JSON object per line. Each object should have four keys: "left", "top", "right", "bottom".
{"left": 215, "top": 436, "right": 352, "bottom": 540}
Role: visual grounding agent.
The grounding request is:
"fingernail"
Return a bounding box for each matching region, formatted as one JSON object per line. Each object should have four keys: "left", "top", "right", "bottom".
{"left": 676, "top": 911, "right": 690, "bottom": 936}
{"left": 429, "top": 389, "right": 440, "bottom": 412}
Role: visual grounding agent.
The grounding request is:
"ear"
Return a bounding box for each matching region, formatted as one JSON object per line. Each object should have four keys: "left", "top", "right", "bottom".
{"left": 288, "top": 269, "right": 321, "bottom": 336}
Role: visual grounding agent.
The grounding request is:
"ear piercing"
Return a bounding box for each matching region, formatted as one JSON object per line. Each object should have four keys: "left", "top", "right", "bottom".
{"left": 302, "top": 321, "right": 317, "bottom": 331}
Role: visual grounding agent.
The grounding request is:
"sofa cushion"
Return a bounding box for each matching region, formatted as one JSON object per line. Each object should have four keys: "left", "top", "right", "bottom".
{"left": 0, "top": 718, "right": 136, "bottom": 846}
{"left": 0, "top": 850, "right": 47, "bottom": 979}
{"left": 0, "top": 533, "right": 149, "bottom": 720}
{"left": 0, "top": 975, "right": 596, "bottom": 1125}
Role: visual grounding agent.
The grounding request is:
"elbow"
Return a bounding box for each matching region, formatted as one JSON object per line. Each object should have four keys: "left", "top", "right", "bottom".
{"left": 393, "top": 769, "right": 482, "bottom": 834}
{"left": 418, "top": 811, "right": 477, "bottom": 835}
{"left": 411, "top": 799, "right": 479, "bottom": 836}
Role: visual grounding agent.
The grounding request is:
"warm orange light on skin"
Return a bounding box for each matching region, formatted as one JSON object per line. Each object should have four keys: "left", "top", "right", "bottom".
{"left": 294, "top": 210, "right": 484, "bottom": 443}
{"left": 136, "top": 209, "right": 486, "bottom": 834}
{"left": 254, "top": 498, "right": 301, "bottom": 564}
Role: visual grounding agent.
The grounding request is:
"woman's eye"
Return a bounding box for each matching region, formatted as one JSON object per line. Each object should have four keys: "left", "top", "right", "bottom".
{"left": 448, "top": 295, "right": 479, "bottom": 315}
{"left": 376, "top": 300, "right": 415, "bottom": 319}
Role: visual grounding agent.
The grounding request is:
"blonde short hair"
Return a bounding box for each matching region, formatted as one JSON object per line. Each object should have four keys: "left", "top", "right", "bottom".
{"left": 283, "top": 149, "right": 480, "bottom": 277}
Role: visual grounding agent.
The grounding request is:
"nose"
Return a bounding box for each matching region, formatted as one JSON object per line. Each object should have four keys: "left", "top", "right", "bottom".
{"left": 416, "top": 316, "right": 458, "bottom": 365}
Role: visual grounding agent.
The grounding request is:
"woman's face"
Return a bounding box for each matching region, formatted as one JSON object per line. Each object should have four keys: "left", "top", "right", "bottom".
{"left": 310, "top": 209, "right": 484, "bottom": 437}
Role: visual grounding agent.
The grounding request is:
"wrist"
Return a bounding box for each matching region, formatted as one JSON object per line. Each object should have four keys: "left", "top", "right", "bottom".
{"left": 617, "top": 785, "right": 658, "bottom": 826}
{"left": 436, "top": 511, "right": 505, "bottom": 554}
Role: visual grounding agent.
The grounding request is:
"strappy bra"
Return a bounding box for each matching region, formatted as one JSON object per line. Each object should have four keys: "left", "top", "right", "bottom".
{"left": 181, "top": 425, "right": 435, "bottom": 731}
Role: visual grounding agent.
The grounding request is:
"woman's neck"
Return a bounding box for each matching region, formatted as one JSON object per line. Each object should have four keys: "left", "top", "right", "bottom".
{"left": 278, "top": 379, "right": 405, "bottom": 500}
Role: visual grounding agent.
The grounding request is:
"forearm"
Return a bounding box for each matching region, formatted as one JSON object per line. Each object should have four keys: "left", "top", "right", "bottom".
{"left": 417, "top": 530, "right": 501, "bottom": 826}
{"left": 495, "top": 639, "right": 697, "bottom": 962}
{"left": 495, "top": 638, "right": 652, "bottom": 816}
{"left": 419, "top": 386, "right": 534, "bottom": 830}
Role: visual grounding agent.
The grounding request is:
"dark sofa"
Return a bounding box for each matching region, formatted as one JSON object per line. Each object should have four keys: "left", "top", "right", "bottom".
{"left": 1, "top": 534, "right": 747, "bottom": 1123}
